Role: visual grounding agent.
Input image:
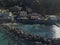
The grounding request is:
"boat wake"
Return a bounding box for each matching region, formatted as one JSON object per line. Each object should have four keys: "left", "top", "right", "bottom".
{"left": 52, "top": 25, "right": 60, "bottom": 38}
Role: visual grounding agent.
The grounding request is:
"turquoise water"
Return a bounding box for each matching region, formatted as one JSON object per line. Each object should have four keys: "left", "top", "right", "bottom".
{"left": 0, "top": 33, "right": 8, "bottom": 45}
{"left": 0, "top": 26, "right": 18, "bottom": 45}
{"left": 0, "top": 26, "right": 8, "bottom": 45}
{"left": 14, "top": 24, "right": 53, "bottom": 38}
{"left": 0, "top": 24, "right": 56, "bottom": 45}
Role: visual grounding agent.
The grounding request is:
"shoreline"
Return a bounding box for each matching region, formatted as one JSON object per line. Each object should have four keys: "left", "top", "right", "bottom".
{"left": 1, "top": 23, "right": 60, "bottom": 45}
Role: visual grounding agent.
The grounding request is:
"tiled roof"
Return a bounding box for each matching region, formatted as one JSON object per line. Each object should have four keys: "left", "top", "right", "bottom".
{"left": 28, "top": 13, "right": 41, "bottom": 16}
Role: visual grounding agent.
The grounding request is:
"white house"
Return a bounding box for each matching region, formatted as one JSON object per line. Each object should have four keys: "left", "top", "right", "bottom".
{"left": 46, "top": 15, "right": 58, "bottom": 20}
{"left": 20, "top": 11, "right": 27, "bottom": 16}
{"left": 19, "top": 11, "right": 28, "bottom": 19}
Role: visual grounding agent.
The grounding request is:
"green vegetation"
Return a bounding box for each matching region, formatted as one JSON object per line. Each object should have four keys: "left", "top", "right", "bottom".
{"left": 0, "top": 0, "right": 60, "bottom": 16}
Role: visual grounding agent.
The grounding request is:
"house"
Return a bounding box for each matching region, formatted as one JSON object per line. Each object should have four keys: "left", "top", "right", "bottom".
{"left": 0, "top": 11, "right": 11, "bottom": 21}
{"left": 46, "top": 15, "right": 58, "bottom": 20}
{"left": 20, "top": 11, "right": 27, "bottom": 16}
{"left": 17, "top": 11, "right": 28, "bottom": 19}
{"left": 28, "top": 13, "right": 42, "bottom": 20}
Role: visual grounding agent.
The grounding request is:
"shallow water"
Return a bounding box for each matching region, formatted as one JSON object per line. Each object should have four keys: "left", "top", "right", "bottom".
{"left": 0, "top": 26, "right": 8, "bottom": 45}
{"left": 0, "top": 26, "right": 18, "bottom": 45}
{"left": 15, "top": 24, "right": 53, "bottom": 38}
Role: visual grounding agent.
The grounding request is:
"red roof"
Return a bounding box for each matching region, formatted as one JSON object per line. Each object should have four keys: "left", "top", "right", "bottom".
{"left": 28, "top": 13, "right": 41, "bottom": 16}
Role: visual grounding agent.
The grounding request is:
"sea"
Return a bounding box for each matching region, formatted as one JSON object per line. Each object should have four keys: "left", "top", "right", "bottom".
{"left": 0, "top": 24, "right": 60, "bottom": 45}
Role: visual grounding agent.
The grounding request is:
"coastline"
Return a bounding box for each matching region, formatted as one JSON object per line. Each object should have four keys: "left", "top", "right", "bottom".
{"left": 0, "top": 23, "right": 60, "bottom": 45}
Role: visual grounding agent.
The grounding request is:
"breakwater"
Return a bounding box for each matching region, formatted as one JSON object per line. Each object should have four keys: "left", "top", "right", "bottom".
{"left": 1, "top": 23, "right": 60, "bottom": 45}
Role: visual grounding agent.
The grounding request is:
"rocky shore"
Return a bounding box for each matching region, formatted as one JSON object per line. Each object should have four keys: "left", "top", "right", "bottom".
{"left": 1, "top": 24, "right": 60, "bottom": 45}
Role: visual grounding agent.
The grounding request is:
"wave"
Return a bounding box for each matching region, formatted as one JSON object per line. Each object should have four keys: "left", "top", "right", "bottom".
{"left": 52, "top": 25, "right": 60, "bottom": 38}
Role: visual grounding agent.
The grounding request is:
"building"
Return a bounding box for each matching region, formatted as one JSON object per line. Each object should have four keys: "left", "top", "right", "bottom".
{"left": 0, "top": 11, "right": 11, "bottom": 22}
{"left": 0, "top": 9, "right": 13, "bottom": 21}
{"left": 46, "top": 15, "right": 58, "bottom": 20}
{"left": 20, "top": 11, "right": 27, "bottom": 16}
{"left": 16, "top": 11, "right": 28, "bottom": 19}
{"left": 28, "top": 13, "right": 42, "bottom": 20}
